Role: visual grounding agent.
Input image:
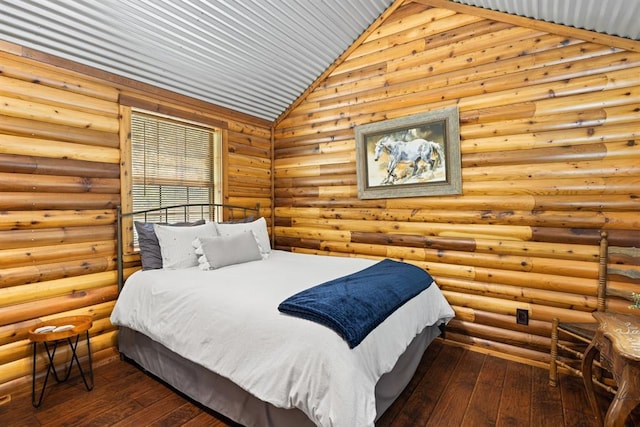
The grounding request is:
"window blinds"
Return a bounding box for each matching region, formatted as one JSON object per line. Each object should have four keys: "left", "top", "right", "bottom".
{"left": 131, "top": 112, "right": 216, "bottom": 223}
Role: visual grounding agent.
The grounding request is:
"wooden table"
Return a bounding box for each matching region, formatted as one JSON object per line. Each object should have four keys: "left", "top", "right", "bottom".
{"left": 28, "top": 315, "right": 94, "bottom": 407}
{"left": 582, "top": 312, "right": 640, "bottom": 427}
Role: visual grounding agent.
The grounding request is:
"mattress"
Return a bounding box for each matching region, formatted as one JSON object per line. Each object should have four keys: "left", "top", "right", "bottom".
{"left": 111, "top": 250, "right": 454, "bottom": 426}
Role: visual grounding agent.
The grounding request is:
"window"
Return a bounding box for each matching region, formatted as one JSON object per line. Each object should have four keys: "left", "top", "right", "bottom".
{"left": 130, "top": 111, "right": 222, "bottom": 223}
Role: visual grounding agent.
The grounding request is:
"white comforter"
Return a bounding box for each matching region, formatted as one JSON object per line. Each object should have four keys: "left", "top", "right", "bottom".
{"left": 110, "top": 250, "right": 454, "bottom": 427}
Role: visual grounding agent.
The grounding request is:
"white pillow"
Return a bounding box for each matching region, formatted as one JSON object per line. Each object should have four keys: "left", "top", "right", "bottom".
{"left": 193, "top": 232, "right": 262, "bottom": 270}
{"left": 154, "top": 222, "right": 218, "bottom": 269}
{"left": 216, "top": 217, "right": 271, "bottom": 255}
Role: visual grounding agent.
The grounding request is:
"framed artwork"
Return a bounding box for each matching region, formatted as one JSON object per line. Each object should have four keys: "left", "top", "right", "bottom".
{"left": 355, "top": 106, "right": 461, "bottom": 199}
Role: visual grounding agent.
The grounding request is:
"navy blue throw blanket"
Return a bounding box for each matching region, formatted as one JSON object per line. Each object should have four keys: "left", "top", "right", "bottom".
{"left": 278, "top": 259, "right": 434, "bottom": 348}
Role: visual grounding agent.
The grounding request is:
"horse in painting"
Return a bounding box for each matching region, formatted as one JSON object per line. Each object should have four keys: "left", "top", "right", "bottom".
{"left": 374, "top": 136, "right": 443, "bottom": 185}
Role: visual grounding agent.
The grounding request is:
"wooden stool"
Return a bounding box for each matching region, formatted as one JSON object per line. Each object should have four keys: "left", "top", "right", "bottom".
{"left": 28, "top": 315, "right": 94, "bottom": 407}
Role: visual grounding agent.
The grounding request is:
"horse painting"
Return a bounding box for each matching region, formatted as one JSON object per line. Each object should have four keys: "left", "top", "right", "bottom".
{"left": 373, "top": 136, "right": 444, "bottom": 185}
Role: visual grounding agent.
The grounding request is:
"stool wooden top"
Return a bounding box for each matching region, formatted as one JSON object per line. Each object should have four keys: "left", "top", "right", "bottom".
{"left": 28, "top": 315, "right": 93, "bottom": 343}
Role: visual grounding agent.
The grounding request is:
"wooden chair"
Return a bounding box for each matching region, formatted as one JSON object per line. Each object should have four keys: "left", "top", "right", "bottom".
{"left": 548, "top": 231, "right": 640, "bottom": 389}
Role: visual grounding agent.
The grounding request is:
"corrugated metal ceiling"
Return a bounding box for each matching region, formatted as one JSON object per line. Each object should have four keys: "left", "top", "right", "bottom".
{"left": 0, "top": 1, "right": 639, "bottom": 122}
{"left": 0, "top": 0, "right": 394, "bottom": 121}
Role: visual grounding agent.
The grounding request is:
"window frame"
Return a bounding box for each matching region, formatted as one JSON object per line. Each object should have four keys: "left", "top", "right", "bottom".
{"left": 119, "top": 105, "right": 225, "bottom": 255}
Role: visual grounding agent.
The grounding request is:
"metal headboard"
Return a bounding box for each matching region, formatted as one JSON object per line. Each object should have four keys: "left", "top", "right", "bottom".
{"left": 116, "top": 203, "right": 260, "bottom": 291}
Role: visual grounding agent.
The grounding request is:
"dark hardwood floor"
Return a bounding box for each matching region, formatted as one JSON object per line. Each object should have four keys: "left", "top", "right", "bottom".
{"left": 2, "top": 340, "right": 637, "bottom": 426}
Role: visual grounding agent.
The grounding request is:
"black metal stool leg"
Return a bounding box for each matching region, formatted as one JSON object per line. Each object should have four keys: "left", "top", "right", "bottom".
{"left": 44, "top": 340, "right": 66, "bottom": 383}
{"left": 32, "top": 341, "right": 56, "bottom": 408}
{"left": 57, "top": 335, "right": 81, "bottom": 383}
{"left": 69, "top": 331, "right": 94, "bottom": 391}
{"left": 84, "top": 330, "right": 94, "bottom": 390}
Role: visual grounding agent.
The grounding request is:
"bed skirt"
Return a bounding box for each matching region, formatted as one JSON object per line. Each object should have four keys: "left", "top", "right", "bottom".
{"left": 118, "top": 324, "right": 442, "bottom": 426}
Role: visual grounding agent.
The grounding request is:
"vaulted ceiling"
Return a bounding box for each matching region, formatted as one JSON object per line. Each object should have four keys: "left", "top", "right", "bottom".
{"left": 1, "top": 0, "right": 638, "bottom": 122}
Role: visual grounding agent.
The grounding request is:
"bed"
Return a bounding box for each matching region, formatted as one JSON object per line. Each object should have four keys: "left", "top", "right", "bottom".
{"left": 111, "top": 204, "right": 455, "bottom": 427}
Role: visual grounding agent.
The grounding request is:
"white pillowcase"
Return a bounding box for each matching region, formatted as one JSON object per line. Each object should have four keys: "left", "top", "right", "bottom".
{"left": 193, "top": 232, "right": 262, "bottom": 270}
{"left": 216, "top": 217, "right": 271, "bottom": 256}
{"left": 154, "top": 222, "right": 219, "bottom": 269}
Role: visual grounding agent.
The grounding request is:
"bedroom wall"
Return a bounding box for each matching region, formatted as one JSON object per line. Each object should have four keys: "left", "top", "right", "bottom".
{"left": 273, "top": 0, "right": 640, "bottom": 367}
{"left": 0, "top": 44, "right": 272, "bottom": 395}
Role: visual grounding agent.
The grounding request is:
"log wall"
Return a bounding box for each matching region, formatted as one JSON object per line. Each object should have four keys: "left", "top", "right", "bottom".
{"left": 273, "top": 0, "right": 640, "bottom": 367}
{"left": 1, "top": 0, "right": 638, "bottom": 397}
{"left": 0, "top": 46, "right": 272, "bottom": 395}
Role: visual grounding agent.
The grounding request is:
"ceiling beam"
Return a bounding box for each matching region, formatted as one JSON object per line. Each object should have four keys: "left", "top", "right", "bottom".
{"left": 413, "top": 0, "right": 640, "bottom": 53}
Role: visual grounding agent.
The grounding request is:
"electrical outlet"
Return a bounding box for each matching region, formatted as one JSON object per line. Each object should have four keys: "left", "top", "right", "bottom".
{"left": 516, "top": 308, "right": 529, "bottom": 325}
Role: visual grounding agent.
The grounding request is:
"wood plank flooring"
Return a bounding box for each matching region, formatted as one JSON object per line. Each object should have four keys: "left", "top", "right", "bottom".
{"left": 2, "top": 339, "right": 637, "bottom": 426}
